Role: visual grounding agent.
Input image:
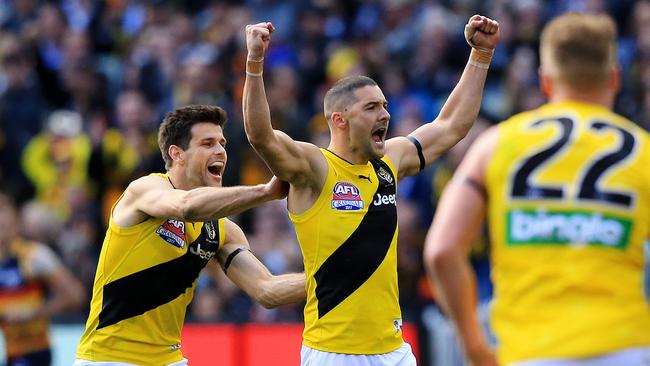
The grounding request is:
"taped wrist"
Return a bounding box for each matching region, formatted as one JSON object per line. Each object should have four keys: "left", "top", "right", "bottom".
{"left": 246, "top": 57, "right": 264, "bottom": 77}
{"left": 469, "top": 48, "right": 493, "bottom": 69}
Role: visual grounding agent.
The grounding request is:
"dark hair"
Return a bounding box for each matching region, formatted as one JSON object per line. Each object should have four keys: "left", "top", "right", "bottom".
{"left": 158, "top": 105, "right": 227, "bottom": 169}
{"left": 323, "top": 75, "right": 378, "bottom": 122}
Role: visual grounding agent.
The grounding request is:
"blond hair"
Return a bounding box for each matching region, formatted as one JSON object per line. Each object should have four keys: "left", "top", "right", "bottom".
{"left": 540, "top": 12, "right": 617, "bottom": 90}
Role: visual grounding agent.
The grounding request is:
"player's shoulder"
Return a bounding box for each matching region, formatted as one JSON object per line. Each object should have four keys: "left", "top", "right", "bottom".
{"left": 497, "top": 104, "right": 552, "bottom": 130}
{"left": 127, "top": 173, "right": 171, "bottom": 194}
{"left": 13, "top": 239, "right": 61, "bottom": 276}
{"left": 222, "top": 217, "right": 246, "bottom": 245}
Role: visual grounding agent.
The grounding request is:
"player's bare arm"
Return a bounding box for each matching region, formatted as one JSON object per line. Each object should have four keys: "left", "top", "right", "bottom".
{"left": 113, "top": 174, "right": 288, "bottom": 227}
{"left": 211, "top": 219, "right": 306, "bottom": 308}
{"left": 423, "top": 127, "right": 498, "bottom": 366}
{"left": 386, "top": 15, "right": 500, "bottom": 179}
{"left": 242, "top": 22, "right": 327, "bottom": 192}
{"left": 37, "top": 257, "right": 85, "bottom": 319}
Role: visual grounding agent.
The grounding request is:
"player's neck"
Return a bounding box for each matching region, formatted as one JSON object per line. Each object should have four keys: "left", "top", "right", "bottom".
{"left": 327, "top": 143, "right": 369, "bottom": 165}
{"left": 550, "top": 87, "right": 615, "bottom": 109}
{"left": 166, "top": 168, "right": 190, "bottom": 190}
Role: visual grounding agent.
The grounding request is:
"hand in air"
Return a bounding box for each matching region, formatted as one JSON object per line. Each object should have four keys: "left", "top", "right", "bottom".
{"left": 245, "top": 22, "right": 275, "bottom": 61}
{"left": 464, "top": 15, "right": 500, "bottom": 51}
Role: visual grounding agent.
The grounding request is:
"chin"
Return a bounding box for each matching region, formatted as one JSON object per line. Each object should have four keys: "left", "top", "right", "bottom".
{"left": 371, "top": 147, "right": 385, "bottom": 159}
{"left": 205, "top": 176, "right": 223, "bottom": 187}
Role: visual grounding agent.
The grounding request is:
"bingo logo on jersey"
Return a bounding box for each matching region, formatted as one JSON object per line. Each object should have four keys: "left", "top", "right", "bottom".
{"left": 331, "top": 182, "right": 364, "bottom": 210}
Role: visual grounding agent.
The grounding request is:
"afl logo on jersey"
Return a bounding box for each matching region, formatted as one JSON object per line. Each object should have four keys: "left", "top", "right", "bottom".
{"left": 156, "top": 219, "right": 186, "bottom": 249}
{"left": 331, "top": 182, "right": 364, "bottom": 210}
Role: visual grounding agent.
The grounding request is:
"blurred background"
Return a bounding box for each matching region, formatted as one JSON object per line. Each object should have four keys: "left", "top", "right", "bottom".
{"left": 0, "top": 0, "right": 648, "bottom": 365}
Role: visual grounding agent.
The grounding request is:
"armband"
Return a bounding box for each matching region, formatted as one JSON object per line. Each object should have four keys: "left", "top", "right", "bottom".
{"left": 223, "top": 248, "right": 252, "bottom": 273}
{"left": 407, "top": 136, "right": 426, "bottom": 172}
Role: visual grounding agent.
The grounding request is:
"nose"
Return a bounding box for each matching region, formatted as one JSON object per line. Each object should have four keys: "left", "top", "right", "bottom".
{"left": 214, "top": 144, "right": 226, "bottom": 157}
{"left": 380, "top": 107, "right": 391, "bottom": 122}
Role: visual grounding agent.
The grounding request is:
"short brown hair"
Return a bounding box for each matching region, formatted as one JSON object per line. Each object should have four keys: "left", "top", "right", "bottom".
{"left": 540, "top": 12, "right": 617, "bottom": 90}
{"left": 158, "top": 105, "right": 227, "bottom": 169}
{"left": 323, "top": 76, "right": 378, "bottom": 122}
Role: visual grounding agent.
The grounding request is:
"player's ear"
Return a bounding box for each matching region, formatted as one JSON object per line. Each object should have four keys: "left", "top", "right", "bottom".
{"left": 169, "top": 145, "right": 185, "bottom": 165}
{"left": 331, "top": 112, "right": 347, "bottom": 129}
{"left": 609, "top": 65, "right": 620, "bottom": 93}
{"left": 538, "top": 67, "right": 553, "bottom": 99}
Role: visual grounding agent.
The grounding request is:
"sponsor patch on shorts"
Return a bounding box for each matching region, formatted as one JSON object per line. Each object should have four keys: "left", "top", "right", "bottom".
{"left": 331, "top": 182, "right": 364, "bottom": 210}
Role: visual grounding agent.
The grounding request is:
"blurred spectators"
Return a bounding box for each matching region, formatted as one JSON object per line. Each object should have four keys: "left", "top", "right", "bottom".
{"left": 0, "top": 193, "right": 85, "bottom": 365}
{"left": 0, "top": 0, "right": 647, "bottom": 346}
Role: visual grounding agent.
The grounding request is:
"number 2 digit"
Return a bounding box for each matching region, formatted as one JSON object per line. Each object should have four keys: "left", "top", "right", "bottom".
{"left": 511, "top": 117, "right": 635, "bottom": 208}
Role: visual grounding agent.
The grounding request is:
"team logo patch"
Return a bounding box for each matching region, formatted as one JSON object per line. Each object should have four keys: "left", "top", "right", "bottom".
{"left": 331, "top": 182, "right": 364, "bottom": 210}
{"left": 393, "top": 318, "right": 403, "bottom": 334}
{"left": 156, "top": 219, "right": 186, "bottom": 249}
{"left": 377, "top": 167, "right": 393, "bottom": 184}
{"left": 204, "top": 221, "right": 217, "bottom": 243}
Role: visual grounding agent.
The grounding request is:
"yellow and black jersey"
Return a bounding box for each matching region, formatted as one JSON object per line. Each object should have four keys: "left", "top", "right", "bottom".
{"left": 485, "top": 101, "right": 650, "bottom": 364}
{"left": 290, "top": 149, "right": 402, "bottom": 355}
{"left": 77, "top": 173, "right": 226, "bottom": 365}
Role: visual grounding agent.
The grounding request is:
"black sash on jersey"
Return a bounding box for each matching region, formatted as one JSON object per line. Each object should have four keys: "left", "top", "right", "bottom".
{"left": 97, "top": 220, "right": 219, "bottom": 329}
{"left": 314, "top": 159, "right": 397, "bottom": 318}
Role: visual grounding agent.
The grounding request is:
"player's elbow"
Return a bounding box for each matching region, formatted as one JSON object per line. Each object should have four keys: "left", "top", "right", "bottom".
{"left": 423, "top": 242, "right": 455, "bottom": 275}
{"left": 62, "top": 280, "right": 87, "bottom": 311}
{"left": 439, "top": 118, "right": 472, "bottom": 145}
{"left": 244, "top": 125, "right": 270, "bottom": 148}
{"left": 71, "top": 286, "right": 87, "bottom": 309}
{"left": 253, "top": 284, "right": 280, "bottom": 309}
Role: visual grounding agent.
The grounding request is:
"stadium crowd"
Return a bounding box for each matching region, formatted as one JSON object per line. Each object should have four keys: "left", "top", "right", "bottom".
{"left": 0, "top": 0, "right": 648, "bottom": 340}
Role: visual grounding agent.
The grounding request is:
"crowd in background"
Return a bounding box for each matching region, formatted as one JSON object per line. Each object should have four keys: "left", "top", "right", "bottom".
{"left": 1, "top": 0, "right": 649, "bottom": 327}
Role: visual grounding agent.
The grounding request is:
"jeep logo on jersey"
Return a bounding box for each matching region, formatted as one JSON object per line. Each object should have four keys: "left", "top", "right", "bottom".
{"left": 190, "top": 243, "right": 216, "bottom": 260}
{"left": 377, "top": 167, "right": 393, "bottom": 184}
{"left": 156, "top": 219, "right": 186, "bottom": 249}
{"left": 373, "top": 193, "right": 396, "bottom": 206}
{"left": 204, "top": 221, "right": 217, "bottom": 242}
{"left": 331, "top": 182, "right": 364, "bottom": 210}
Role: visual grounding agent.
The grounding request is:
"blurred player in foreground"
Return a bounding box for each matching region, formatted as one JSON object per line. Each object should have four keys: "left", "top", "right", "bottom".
{"left": 425, "top": 12, "right": 650, "bottom": 366}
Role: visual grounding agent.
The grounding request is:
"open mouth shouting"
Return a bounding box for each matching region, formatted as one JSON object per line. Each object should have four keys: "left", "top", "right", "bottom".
{"left": 371, "top": 126, "right": 387, "bottom": 146}
{"left": 207, "top": 161, "right": 224, "bottom": 178}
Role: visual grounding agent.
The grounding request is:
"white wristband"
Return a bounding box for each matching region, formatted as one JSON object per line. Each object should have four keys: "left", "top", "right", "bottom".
{"left": 468, "top": 59, "right": 489, "bottom": 70}
{"left": 246, "top": 70, "right": 263, "bottom": 77}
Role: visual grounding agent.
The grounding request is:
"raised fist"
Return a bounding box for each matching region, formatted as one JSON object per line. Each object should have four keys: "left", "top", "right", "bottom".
{"left": 464, "top": 15, "right": 500, "bottom": 51}
{"left": 245, "top": 22, "right": 275, "bottom": 61}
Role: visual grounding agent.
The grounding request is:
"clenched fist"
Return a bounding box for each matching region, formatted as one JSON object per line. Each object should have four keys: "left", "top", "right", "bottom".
{"left": 464, "top": 15, "right": 500, "bottom": 51}
{"left": 245, "top": 22, "right": 275, "bottom": 61}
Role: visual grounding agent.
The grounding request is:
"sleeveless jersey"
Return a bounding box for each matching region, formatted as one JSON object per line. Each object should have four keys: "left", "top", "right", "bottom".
{"left": 290, "top": 149, "right": 402, "bottom": 354}
{"left": 0, "top": 239, "right": 51, "bottom": 358}
{"left": 485, "top": 101, "right": 650, "bottom": 364}
{"left": 76, "top": 173, "right": 226, "bottom": 365}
